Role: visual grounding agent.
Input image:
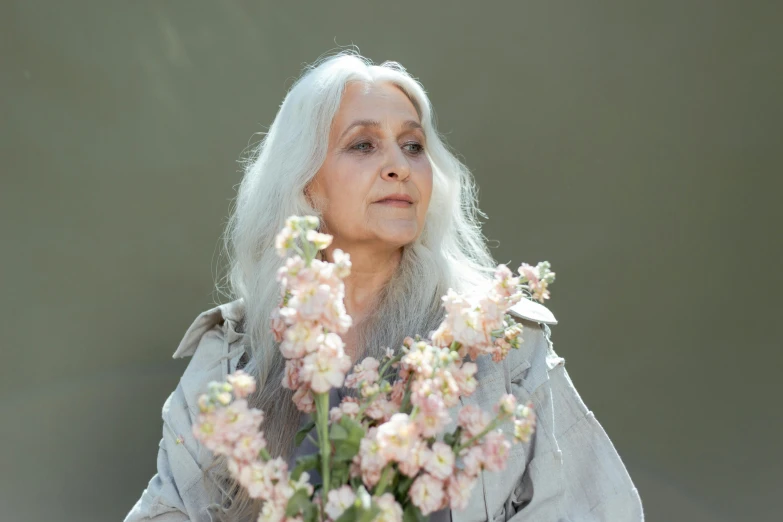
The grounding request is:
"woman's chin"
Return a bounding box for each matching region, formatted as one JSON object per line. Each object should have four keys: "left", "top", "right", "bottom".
{"left": 374, "top": 224, "right": 420, "bottom": 248}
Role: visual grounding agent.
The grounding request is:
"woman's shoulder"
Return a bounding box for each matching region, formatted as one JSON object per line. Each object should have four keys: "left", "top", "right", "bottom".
{"left": 167, "top": 298, "right": 248, "bottom": 419}
{"left": 172, "top": 298, "right": 247, "bottom": 359}
{"left": 503, "top": 298, "right": 563, "bottom": 389}
{"left": 507, "top": 297, "right": 557, "bottom": 326}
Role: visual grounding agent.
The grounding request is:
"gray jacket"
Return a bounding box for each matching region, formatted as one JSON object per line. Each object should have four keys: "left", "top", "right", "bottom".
{"left": 124, "top": 298, "right": 644, "bottom": 521}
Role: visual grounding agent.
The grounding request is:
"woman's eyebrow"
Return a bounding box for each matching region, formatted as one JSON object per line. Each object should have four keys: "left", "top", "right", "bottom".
{"left": 339, "top": 119, "right": 423, "bottom": 140}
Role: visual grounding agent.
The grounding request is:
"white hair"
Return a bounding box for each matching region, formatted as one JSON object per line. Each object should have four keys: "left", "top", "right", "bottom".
{"left": 210, "top": 48, "right": 495, "bottom": 519}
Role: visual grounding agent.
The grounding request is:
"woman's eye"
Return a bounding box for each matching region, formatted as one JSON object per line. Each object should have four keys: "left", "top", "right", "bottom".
{"left": 353, "top": 141, "right": 373, "bottom": 152}
{"left": 404, "top": 142, "right": 424, "bottom": 154}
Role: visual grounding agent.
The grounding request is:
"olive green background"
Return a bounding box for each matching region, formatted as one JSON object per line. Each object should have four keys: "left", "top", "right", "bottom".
{"left": 1, "top": 1, "right": 781, "bottom": 521}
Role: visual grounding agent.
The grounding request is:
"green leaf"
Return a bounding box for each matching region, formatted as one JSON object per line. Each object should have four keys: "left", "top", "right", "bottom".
{"left": 358, "top": 503, "right": 382, "bottom": 522}
{"left": 329, "top": 464, "right": 350, "bottom": 489}
{"left": 330, "top": 422, "right": 348, "bottom": 441}
{"left": 291, "top": 454, "right": 319, "bottom": 481}
{"left": 341, "top": 417, "right": 366, "bottom": 443}
{"left": 396, "top": 475, "right": 415, "bottom": 497}
{"left": 295, "top": 419, "right": 316, "bottom": 446}
{"left": 403, "top": 503, "right": 426, "bottom": 522}
{"left": 334, "top": 505, "right": 358, "bottom": 522}
{"left": 444, "top": 427, "right": 463, "bottom": 447}
{"left": 285, "top": 489, "right": 312, "bottom": 518}
{"left": 303, "top": 503, "right": 318, "bottom": 522}
{"left": 332, "top": 438, "right": 360, "bottom": 463}
{"left": 331, "top": 416, "right": 366, "bottom": 462}
{"left": 334, "top": 499, "right": 381, "bottom": 522}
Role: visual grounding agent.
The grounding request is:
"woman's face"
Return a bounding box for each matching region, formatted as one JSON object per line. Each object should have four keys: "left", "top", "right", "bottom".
{"left": 307, "top": 81, "right": 433, "bottom": 252}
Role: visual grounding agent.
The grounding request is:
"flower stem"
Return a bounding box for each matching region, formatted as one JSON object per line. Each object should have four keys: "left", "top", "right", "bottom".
{"left": 374, "top": 465, "right": 394, "bottom": 496}
{"left": 315, "top": 392, "right": 331, "bottom": 498}
{"left": 454, "top": 418, "right": 502, "bottom": 453}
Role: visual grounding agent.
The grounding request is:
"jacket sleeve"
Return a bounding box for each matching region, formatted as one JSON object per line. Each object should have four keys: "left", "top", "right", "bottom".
{"left": 125, "top": 310, "right": 248, "bottom": 522}
{"left": 124, "top": 384, "right": 213, "bottom": 521}
{"left": 506, "top": 322, "right": 645, "bottom": 521}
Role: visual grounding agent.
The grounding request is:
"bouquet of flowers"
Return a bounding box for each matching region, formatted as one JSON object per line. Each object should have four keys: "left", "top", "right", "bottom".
{"left": 193, "top": 216, "right": 555, "bottom": 522}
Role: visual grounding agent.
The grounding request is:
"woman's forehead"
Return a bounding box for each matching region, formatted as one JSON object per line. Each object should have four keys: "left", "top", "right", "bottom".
{"left": 331, "top": 82, "right": 420, "bottom": 134}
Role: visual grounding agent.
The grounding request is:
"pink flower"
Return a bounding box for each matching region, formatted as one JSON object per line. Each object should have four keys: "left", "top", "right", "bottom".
{"left": 332, "top": 248, "right": 352, "bottom": 278}
{"left": 423, "top": 441, "right": 455, "bottom": 480}
{"left": 227, "top": 370, "right": 256, "bottom": 399}
{"left": 299, "top": 333, "right": 351, "bottom": 393}
{"left": 518, "top": 262, "right": 555, "bottom": 303}
{"left": 322, "top": 295, "right": 352, "bottom": 334}
{"left": 430, "top": 368, "right": 461, "bottom": 407}
{"left": 457, "top": 404, "right": 490, "bottom": 439}
{"left": 282, "top": 358, "right": 303, "bottom": 390}
{"left": 344, "top": 357, "right": 381, "bottom": 389}
{"left": 376, "top": 413, "right": 419, "bottom": 464}
{"left": 258, "top": 499, "right": 287, "bottom": 522}
{"left": 460, "top": 445, "right": 484, "bottom": 476}
{"left": 480, "top": 430, "right": 511, "bottom": 472}
{"left": 413, "top": 393, "right": 450, "bottom": 438}
{"left": 288, "top": 281, "right": 332, "bottom": 323}
{"left": 518, "top": 263, "right": 538, "bottom": 287}
{"left": 292, "top": 384, "right": 315, "bottom": 413}
{"left": 390, "top": 380, "right": 406, "bottom": 406}
{"left": 430, "top": 323, "right": 454, "bottom": 348}
{"left": 329, "top": 398, "right": 360, "bottom": 423}
{"left": 358, "top": 427, "right": 387, "bottom": 487}
{"left": 409, "top": 473, "right": 446, "bottom": 515}
{"left": 452, "top": 362, "right": 478, "bottom": 397}
{"left": 513, "top": 403, "right": 537, "bottom": 443}
{"left": 237, "top": 460, "right": 276, "bottom": 499}
{"left": 494, "top": 393, "right": 517, "bottom": 418}
{"left": 374, "top": 493, "right": 403, "bottom": 522}
{"left": 231, "top": 432, "right": 267, "bottom": 463}
{"left": 364, "top": 397, "right": 396, "bottom": 421}
{"left": 222, "top": 400, "right": 264, "bottom": 442}
{"left": 492, "top": 337, "right": 512, "bottom": 362}
{"left": 397, "top": 439, "right": 427, "bottom": 477}
{"left": 274, "top": 224, "right": 299, "bottom": 258}
{"left": 280, "top": 321, "right": 322, "bottom": 359}
{"left": 446, "top": 472, "right": 476, "bottom": 510}
{"left": 325, "top": 485, "right": 356, "bottom": 520}
{"left": 269, "top": 307, "right": 286, "bottom": 342}
{"left": 492, "top": 264, "right": 521, "bottom": 301}
{"left": 272, "top": 469, "right": 314, "bottom": 502}
{"left": 402, "top": 342, "right": 437, "bottom": 379}
{"left": 305, "top": 229, "right": 332, "bottom": 250}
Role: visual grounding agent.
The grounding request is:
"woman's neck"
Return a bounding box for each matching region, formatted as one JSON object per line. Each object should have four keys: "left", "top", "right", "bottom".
{"left": 324, "top": 243, "right": 402, "bottom": 324}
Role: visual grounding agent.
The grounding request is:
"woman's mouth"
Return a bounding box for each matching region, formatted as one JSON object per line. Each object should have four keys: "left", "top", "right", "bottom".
{"left": 375, "top": 193, "right": 414, "bottom": 207}
{"left": 377, "top": 199, "right": 413, "bottom": 208}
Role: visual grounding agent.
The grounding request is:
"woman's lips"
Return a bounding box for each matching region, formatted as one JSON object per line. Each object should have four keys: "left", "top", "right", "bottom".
{"left": 376, "top": 199, "right": 413, "bottom": 208}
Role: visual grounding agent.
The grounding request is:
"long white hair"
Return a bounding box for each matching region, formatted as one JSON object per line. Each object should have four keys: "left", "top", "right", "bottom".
{"left": 210, "top": 49, "right": 496, "bottom": 520}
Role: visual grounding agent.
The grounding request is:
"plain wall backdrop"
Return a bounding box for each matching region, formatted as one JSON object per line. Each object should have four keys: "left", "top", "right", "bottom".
{"left": 1, "top": 1, "right": 781, "bottom": 521}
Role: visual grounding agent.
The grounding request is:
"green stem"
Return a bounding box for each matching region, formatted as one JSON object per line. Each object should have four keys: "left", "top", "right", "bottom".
{"left": 378, "top": 353, "right": 404, "bottom": 379}
{"left": 356, "top": 390, "right": 380, "bottom": 418}
{"left": 454, "top": 418, "right": 502, "bottom": 453}
{"left": 315, "top": 392, "right": 331, "bottom": 500}
{"left": 399, "top": 381, "right": 413, "bottom": 413}
{"left": 374, "top": 465, "right": 394, "bottom": 496}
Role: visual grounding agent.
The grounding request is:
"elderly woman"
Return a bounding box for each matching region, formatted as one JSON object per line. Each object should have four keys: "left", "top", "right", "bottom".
{"left": 125, "top": 51, "right": 644, "bottom": 522}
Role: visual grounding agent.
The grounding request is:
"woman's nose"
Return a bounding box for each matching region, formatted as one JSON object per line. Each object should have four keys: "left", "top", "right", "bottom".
{"left": 380, "top": 148, "right": 411, "bottom": 182}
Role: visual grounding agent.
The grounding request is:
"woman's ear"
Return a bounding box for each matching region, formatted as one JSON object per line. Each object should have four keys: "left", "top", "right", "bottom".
{"left": 304, "top": 178, "right": 328, "bottom": 215}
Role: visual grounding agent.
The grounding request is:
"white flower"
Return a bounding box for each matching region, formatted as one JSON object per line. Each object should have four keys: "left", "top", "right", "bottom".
{"left": 423, "top": 441, "right": 455, "bottom": 480}
{"left": 325, "top": 485, "right": 356, "bottom": 520}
